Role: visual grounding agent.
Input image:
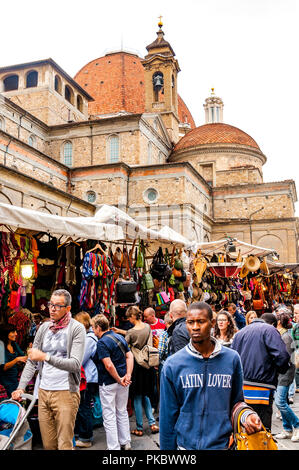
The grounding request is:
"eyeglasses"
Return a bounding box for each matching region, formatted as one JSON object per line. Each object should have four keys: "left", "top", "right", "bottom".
{"left": 47, "top": 302, "right": 67, "bottom": 311}
{"left": 217, "top": 319, "right": 228, "bottom": 323}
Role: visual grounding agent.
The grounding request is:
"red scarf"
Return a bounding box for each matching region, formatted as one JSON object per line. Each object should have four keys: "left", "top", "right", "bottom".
{"left": 49, "top": 311, "right": 72, "bottom": 333}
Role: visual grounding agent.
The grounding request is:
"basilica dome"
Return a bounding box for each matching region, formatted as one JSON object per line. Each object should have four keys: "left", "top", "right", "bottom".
{"left": 74, "top": 51, "right": 195, "bottom": 127}
{"left": 173, "top": 123, "right": 260, "bottom": 152}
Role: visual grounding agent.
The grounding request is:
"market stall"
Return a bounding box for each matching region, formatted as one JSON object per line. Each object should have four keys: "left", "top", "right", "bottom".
{"left": 187, "top": 237, "right": 298, "bottom": 315}
{"left": 0, "top": 203, "right": 195, "bottom": 345}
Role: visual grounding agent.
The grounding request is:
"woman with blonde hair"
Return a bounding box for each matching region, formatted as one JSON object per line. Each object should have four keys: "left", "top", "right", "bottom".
{"left": 73, "top": 311, "right": 99, "bottom": 448}
{"left": 246, "top": 310, "right": 257, "bottom": 325}
{"left": 125, "top": 306, "right": 159, "bottom": 436}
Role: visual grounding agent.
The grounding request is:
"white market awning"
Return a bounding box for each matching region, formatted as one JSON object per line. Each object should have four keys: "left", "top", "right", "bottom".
{"left": 189, "top": 238, "right": 277, "bottom": 258}
{"left": 94, "top": 205, "right": 187, "bottom": 246}
{"left": 158, "top": 226, "right": 191, "bottom": 247}
{"left": 0, "top": 202, "right": 124, "bottom": 241}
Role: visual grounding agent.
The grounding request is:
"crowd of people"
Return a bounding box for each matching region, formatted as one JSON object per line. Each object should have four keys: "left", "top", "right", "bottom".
{"left": 0, "top": 288, "right": 298, "bottom": 450}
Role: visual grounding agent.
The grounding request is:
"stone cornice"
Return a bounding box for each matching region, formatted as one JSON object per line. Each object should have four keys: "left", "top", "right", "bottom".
{"left": 213, "top": 180, "right": 297, "bottom": 202}
{"left": 213, "top": 217, "right": 298, "bottom": 226}
{"left": 0, "top": 94, "right": 49, "bottom": 131}
{"left": 0, "top": 164, "right": 93, "bottom": 209}
{"left": 169, "top": 143, "right": 267, "bottom": 165}
{"left": 0, "top": 129, "right": 68, "bottom": 172}
{"left": 49, "top": 113, "right": 143, "bottom": 132}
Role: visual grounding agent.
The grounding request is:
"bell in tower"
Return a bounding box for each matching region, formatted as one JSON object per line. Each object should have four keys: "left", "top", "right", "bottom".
{"left": 152, "top": 71, "right": 164, "bottom": 101}
{"left": 142, "top": 19, "right": 181, "bottom": 143}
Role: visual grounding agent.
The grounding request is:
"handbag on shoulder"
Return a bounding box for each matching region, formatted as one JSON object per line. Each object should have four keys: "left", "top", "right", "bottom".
{"left": 131, "top": 326, "right": 159, "bottom": 369}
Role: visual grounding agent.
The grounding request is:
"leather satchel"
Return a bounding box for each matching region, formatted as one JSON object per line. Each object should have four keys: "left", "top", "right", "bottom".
{"left": 131, "top": 327, "right": 159, "bottom": 369}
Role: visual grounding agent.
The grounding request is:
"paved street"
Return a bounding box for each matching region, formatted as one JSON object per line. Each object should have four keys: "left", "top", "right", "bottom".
{"left": 33, "top": 391, "right": 299, "bottom": 451}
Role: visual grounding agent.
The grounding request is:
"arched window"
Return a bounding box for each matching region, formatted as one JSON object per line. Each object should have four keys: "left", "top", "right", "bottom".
{"left": 54, "top": 75, "right": 62, "bottom": 94}
{"left": 109, "top": 135, "right": 119, "bottom": 163}
{"left": 147, "top": 142, "right": 152, "bottom": 164}
{"left": 77, "top": 95, "right": 83, "bottom": 113}
{"left": 26, "top": 71, "right": 38, "bottom": 88}
{"left": 65, "top": 85, "right": 74, "bottom": 105}
{"left": 28, "top": 135, "right": 36, "bottom": 147}
{"left": 0, "top": 117, "right": 5, "bottom": 131}
{"left": 3, "top": 75, "right": 19, "bottom": 92}
{"left": 63, "top": 141, "right": 73, "bottom": 167}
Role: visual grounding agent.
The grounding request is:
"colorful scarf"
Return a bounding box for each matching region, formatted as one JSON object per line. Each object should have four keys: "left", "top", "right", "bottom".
{"left": 49, "top": 311, "right": 72, "bottom": 333}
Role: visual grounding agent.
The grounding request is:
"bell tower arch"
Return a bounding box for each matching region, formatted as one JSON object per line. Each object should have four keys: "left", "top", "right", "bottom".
{"left": 142, "top": 20, "right": 180, "bottom": 143}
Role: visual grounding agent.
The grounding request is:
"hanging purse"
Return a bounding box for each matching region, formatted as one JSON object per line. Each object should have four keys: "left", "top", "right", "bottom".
{"left": 252, "top": 283, "right": 264, "bottom": 310}
{"left": 172, "top": 267, "right": 182, "bottom": 278}
{"left": 136, "top": 240, "right": 144, "bottom": 269}
{"left": 115, "top": 278, "right": 137, "bottom": 304}
{"left": 150, "top": 247, "right": 168, "bottom": 281}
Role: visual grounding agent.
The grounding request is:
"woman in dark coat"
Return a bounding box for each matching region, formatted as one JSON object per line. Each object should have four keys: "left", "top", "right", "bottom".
{"left": 125, "top": 306, "right": 159, "bottom": 436}
{"left": 0, "top": 325, "right": 27, "bottom": 397}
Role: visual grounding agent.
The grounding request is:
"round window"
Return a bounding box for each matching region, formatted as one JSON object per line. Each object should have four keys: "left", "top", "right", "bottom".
{"left": 87, "top": 191, "right": 97, "bottom": 203}
{"left": 144, "top": 188, "right": 158, "bottom": 203}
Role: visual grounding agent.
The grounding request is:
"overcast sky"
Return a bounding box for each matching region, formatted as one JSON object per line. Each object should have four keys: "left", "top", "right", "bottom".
{"left": 2, "top": 0, "right": 298, "bottom": 214}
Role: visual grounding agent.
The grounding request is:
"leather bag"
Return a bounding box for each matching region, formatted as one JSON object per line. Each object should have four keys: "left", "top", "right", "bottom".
{"left": 116, "top": 278, "right": 137, "bottom": 304}
{"left": 131, "top": 327, "right": 159, "bottom": 369}
{"left": 234, "top": 409, "right": 278, "bottom": 450}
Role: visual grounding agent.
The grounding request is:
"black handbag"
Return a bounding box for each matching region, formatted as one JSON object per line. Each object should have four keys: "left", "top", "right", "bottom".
{"left": 116, "top": 278, "right": 137, "bottom": 304}
{"left": 150, "top": 247, "right": 168, "bottom": 281}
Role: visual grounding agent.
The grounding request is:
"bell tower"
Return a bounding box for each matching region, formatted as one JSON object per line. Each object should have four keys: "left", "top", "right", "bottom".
{"left": 141, "top": 19, "right": 180, "bottom": 143}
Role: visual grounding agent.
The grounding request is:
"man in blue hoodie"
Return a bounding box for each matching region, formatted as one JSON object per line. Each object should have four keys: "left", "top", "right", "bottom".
{"left": 159, "top": 302, "right": 262, "bottom": 450}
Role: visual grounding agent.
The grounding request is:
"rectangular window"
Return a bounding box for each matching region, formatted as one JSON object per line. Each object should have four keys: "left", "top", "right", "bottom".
{"left": 110, "top": 136, "right": 119, "bottom": 163}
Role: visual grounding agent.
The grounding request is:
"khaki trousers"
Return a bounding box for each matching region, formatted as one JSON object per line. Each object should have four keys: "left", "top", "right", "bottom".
{"left": 38, "top": 388, "right": 80, "bottom": 450}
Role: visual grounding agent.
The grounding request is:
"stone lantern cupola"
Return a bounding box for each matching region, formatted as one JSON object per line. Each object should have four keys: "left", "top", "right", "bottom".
{"left": 203, "top": 88, "right": 224, "bottom": 124}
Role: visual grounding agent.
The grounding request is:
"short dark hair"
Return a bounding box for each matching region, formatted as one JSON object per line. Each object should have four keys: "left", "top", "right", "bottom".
{"left": 261, "top": 313, "right": 277, "bottom": 328}
{"left": 187, "top": 302, "right": 213, "bottom": 321}
{"left": 228, "top": 303, "right": 237, "bottom": 311}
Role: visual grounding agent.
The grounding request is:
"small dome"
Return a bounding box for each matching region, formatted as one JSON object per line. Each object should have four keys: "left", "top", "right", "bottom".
{"left": 173, "top": 123, "right": 260, "bottom": 152}
{"left": 74, "top": 51, "right": 195, "bottom": 127}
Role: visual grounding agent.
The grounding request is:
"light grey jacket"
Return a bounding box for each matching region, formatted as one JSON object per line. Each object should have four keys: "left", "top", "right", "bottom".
{"left": 18, "top": 318, "right": 86, "bottom": 393}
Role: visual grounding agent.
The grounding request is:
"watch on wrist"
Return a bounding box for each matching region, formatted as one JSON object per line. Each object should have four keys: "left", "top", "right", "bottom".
{"left": 45, "top": 353, "right": 50, "bottom": 362}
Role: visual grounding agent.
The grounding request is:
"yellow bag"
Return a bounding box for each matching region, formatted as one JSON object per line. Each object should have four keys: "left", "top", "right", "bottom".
{"left": 235, "top": 409, "right": 278, "bottom": 450}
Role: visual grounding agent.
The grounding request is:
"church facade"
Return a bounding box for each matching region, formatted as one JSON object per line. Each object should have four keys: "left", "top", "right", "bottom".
{"left": 0, "top": 25, "right": 297, "bottom": 262}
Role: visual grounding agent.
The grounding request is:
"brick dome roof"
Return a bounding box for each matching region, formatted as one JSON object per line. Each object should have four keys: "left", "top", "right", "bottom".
{"left": 173, "top": 123, "right": 260, "bottom": 152}
{"left": 74, "top": 51, "right": 195, "bottom": 127}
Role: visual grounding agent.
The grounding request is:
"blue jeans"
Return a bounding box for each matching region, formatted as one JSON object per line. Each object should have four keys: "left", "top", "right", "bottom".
{"left": 133, "top": 395, "right": 155, "bottom": 431}
{"left": 275, "top": 385, "right": 299, "bottom": 432}
{"left": 289, "top": 379, "right": 295, "bottom": 397}
{"left": 74, "top": 383, "right": 98, "bottom": 441}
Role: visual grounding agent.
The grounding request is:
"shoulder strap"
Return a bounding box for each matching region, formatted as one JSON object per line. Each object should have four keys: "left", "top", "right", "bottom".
{"left": 105, "top": 333, "right": 127, "bottom": 357}
{"left": 146, "top": 324, "right": 153, "bottom": 346}
{"left": 87, "top": 332, "right": 98, "bottom": 343}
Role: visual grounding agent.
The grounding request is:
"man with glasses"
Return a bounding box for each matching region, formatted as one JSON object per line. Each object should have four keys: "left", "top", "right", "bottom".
{"left": 12, "top": 289, "right": 86, "bottom": 450}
